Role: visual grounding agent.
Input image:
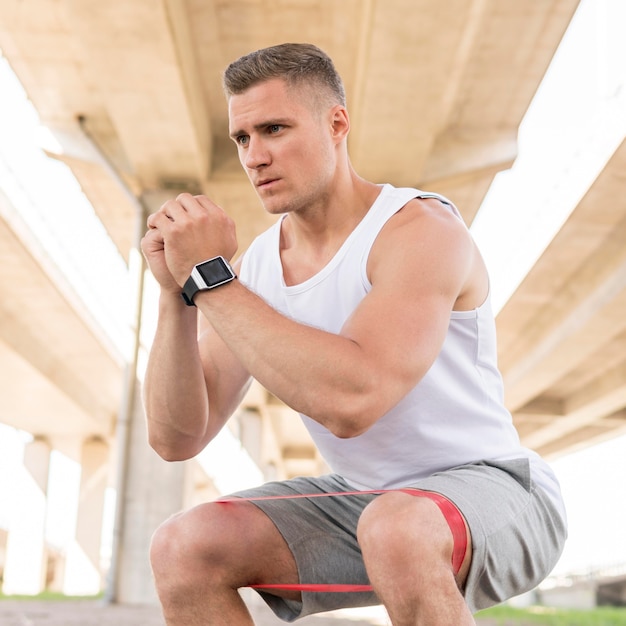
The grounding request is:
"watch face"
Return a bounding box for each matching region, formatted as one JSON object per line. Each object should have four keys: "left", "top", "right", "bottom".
{"left": 196, "top": 257, "right": 235, "bottom": 286}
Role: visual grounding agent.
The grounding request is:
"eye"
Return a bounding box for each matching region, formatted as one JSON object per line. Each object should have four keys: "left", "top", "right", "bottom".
{"left": 235, "top": 134, "right": 249, "bottom": 146}
{"left": 268, "top": 124, "right": 283, "bottom": 134}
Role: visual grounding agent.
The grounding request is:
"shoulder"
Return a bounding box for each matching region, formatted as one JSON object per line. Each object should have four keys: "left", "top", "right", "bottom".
{"left": 394, "top": 194, "right": 466, "bottom": 228}
{"left": 370, "top": 196, "right": 473, "bottom": 268}
{"left": 367, "top": 195, "right": 487, "bottom": 308}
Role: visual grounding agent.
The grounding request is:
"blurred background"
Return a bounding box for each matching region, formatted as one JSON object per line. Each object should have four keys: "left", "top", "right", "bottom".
{"left": 0, "top": 0, "right": 625, "bottom": 619}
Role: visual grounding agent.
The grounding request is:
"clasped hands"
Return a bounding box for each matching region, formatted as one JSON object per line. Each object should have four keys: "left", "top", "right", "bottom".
{"left": 141, "top": 193, "right": 238, "bottom": 292}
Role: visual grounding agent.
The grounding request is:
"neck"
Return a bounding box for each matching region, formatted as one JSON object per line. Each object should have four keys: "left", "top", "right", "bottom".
{"left": 282, "top": 171, "right": 380, "bottom": 249}
{"left": 279, "top": 172, "right": 381, "bottom": 285}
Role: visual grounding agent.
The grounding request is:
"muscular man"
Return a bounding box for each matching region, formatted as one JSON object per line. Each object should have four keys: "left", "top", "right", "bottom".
{"left": 142, "top": 43, "right": 566, "bottom": 626}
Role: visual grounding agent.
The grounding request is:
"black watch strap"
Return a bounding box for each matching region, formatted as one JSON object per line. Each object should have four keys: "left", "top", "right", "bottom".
{"left": 181, "top": 256, "right": 236, "bottom": 306}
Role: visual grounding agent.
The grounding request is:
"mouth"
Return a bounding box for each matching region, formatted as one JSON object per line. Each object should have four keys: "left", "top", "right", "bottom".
{"left": 256, "top": 177, "right": 279, "bottom": 190}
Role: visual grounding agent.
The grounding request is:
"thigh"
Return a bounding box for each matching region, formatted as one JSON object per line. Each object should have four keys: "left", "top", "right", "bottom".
{"left": 357, "top": 488, "right": 473, "bottom": 589}
{"left": 409, "top": 459, "right": 567, "bottom": 613}
{"left": 157, "top": 496, "right": 300, "bottom": 596}
{"left": 230, "top": 475, "right": 381, "bottom": 620}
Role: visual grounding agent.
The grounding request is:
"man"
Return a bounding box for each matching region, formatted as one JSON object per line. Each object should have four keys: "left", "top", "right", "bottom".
{"left": 142, "top": 43, "right": 566, "bottom": 626}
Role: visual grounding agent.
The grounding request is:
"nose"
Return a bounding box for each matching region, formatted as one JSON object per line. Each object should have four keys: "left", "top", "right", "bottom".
{"left": 243, "top": 137, "right": 270, "bottom": 170}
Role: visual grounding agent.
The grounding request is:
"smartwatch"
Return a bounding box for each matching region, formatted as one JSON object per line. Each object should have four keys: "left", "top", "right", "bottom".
{"left": 181, "top": 256, "right": 237, "bottom": 306}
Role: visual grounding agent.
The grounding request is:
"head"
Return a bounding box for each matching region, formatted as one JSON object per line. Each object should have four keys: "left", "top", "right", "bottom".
{"left": 223, "top": 43, "right": 346, "bottom": 113}
{"left": 224, "top": 44, "right": 351, "bottom": 216}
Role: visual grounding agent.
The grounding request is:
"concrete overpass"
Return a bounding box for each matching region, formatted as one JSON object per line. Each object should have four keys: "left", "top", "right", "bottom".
{"left": 1, "top": 0, "right": 625, "bottom": 606}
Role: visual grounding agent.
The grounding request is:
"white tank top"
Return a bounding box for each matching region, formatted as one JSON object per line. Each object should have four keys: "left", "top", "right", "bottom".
{"left": 239, "top": 184, "right": 564, "bottom": 516}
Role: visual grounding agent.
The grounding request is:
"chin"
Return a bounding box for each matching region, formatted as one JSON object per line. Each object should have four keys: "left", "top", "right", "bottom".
{"left": 259, "top": 195, "right": 289, "bottom": 215}
{"left": 259, "top": 200, "right": 283, "bottom": 215}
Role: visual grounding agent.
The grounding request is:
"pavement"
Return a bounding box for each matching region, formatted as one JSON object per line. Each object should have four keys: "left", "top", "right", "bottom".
{"left": 0, "top": 591, "right": 388, "bottom": 626}
{"left": 0, "top": 593, "right": 500, "bottom": 625}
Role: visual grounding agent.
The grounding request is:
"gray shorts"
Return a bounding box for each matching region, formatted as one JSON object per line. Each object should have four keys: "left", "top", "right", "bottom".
{"left": 231, "top": 459, "right": 566, "bottom": 621}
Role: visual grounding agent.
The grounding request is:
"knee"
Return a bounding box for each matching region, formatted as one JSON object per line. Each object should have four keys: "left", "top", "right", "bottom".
{"left": 149, "top": 504, "right": 227, "bottom": 584}
{"left": 150, "top": 510, "right": 200, "bottom": 587}
{"left": 357, "top": 492, "right": 453, "bottom": 566}
{"left": 150, "top": 512, "right": 184, "bottom": 578}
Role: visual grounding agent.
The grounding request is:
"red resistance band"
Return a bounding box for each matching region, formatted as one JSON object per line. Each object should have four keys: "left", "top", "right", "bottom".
{"left": 218, "top": 488, "right": 467, "bottom": 593}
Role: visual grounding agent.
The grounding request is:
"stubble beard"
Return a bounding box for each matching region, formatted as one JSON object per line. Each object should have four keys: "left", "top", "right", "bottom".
{"left": 259, "top": 176, "right": 331, "bottom": 219}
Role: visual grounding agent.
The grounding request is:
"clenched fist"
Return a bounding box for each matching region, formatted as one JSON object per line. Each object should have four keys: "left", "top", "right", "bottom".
{"left": 142, "top": 193, "right": 238, "bottom": 290}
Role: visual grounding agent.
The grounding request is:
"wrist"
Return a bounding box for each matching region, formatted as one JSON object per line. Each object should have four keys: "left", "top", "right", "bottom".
{"left": 181, "top": 256, "right": 237, "bottom": 306}
{"left": 159, "top": 287, "right": 193, "bottom": 313}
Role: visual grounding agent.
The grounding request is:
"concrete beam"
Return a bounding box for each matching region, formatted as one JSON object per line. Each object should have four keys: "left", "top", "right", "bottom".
{"left": 420, "top": 129, "right": 518, "bottom": 188}
{"left": 524, "top": 360, "right": 626, "bottom": 451}
{"left": 0, "top": 203, "right": 122, "bottom": 433}
{"left": 63, "top": 0, "right": 210, "bottom": 187}
{"left": 503, "top": 241, "right": 626, "bottom": 410}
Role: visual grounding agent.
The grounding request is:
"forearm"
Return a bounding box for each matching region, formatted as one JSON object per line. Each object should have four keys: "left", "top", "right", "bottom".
{"left": 194, "top": 281, "right": 393, "bottom": 437}
{"left": 143, "top": 291, "right": 210, "bottom": 459}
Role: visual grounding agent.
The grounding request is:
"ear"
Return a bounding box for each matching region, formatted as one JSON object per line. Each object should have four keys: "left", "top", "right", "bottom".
{"left": 329, "top": 105, "right": 350, "bottom": 143}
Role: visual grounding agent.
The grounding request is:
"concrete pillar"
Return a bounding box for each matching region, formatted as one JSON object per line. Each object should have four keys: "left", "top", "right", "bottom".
{"left": 24, "top": 436, "right": 51, "bottom": 493}
{"left": 109, "top": 382, "right": 186, "bottom": 604}
{"left": 238, "top": 409, "right": 263, "bottom": 465}
{"left": 184, "top": 461, "right": 220, "bottom": 509}
{"left": 61, "top": 436, "right": 109, "bottom": 595}
{"left": 2, "top": 436, "right": 50, "bottom": 594}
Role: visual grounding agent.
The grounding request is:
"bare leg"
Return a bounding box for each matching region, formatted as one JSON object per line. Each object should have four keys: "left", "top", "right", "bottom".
{"left": 150, "top": 500, "right": 300, "bottom": 625}
{"left": 357, "top": 492, "right": 475, "bottom": 626}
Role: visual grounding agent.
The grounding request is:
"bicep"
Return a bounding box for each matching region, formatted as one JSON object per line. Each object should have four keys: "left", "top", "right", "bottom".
{"left": 341, "top": 205, "right": 472, "bottom": 395}
{"left": 340, "top": 278, "right": 453, "bottom": 397}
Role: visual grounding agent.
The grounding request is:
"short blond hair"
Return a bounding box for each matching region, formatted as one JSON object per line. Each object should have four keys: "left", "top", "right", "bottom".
{"left": 223, "top": 42, "right": 346, "bottom": 108}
